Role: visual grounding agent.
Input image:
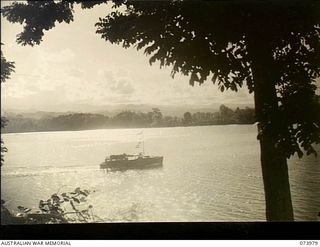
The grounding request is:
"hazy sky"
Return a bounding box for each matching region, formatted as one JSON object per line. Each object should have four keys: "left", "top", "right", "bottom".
{"left": 2, "top": 3, "right": 255, "bottom": 112}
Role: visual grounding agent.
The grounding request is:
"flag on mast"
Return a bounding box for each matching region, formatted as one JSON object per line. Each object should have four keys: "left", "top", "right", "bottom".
{"left": 136, "top": 131, "right": 144, "bottom": 155}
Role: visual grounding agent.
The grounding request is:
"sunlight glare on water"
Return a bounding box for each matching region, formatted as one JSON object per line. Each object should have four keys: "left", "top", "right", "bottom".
{"left": 1, "top": 125, "right": 319, "bottom": 222}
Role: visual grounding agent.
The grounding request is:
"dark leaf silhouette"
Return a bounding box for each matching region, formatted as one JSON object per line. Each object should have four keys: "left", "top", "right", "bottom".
{"left": 72, "top": 197, "right": 80, "bottom": 204}
{"left": 2, "top": 0, "right": 320, "bottom": 221}
{"left": 79, "top": 197, "right": 87, "bottom": 202}
{"left": 1, "top": 45, "right": 15, "bottom": 164}
{"left": 11, "top": 187, "right": 96, "bottom": 223}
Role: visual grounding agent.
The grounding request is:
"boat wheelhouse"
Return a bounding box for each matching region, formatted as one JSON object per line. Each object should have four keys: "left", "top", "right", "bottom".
{"left": 100, "top": 153, "right": 163, "bottom": 170}
{"left": 100, "top": 131, "right": 163, "bottom": 170}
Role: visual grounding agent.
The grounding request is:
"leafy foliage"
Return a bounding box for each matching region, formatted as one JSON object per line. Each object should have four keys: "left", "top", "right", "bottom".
{"left": 1, "top": 1, "right": 74, "bottom": 46}
{"left": 14, "top": 187, "right": 95, "bottom": 224}
{"left": 3, "top": 0, "right": 320, "bottom": 222}
{"left": 0, "top": 125, "right": 8, "bottom": 164}
{"left": 1, "top": 1, "right": 105, "bottom": 46}
{"left": 1, "top": 45, "right": 15, "bottom": 164}
{"left": 95, "top": 1, "right": 320, "bottom": 158}
{"left": 1, "top": 48, "right": 15, "bottom": 83}
{"left": 2, "top": 1, "right": 318, "bottom": 158}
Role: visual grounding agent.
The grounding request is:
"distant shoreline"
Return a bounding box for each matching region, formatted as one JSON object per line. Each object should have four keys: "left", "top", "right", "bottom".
{"left": 2, "top": 123, "right": 255, "bottom": 135}
{"left": 2, "top": 105, "right": 255, "bottom": 134}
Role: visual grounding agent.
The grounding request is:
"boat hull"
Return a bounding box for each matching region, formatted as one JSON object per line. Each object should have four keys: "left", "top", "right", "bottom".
{"left": 100, "top": 156, "right": 163, "bottom": 171}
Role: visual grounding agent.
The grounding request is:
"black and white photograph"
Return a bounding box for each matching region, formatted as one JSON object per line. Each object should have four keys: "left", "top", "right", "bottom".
{"left": 1, "top": 0, "right": 319, "bottom": 237}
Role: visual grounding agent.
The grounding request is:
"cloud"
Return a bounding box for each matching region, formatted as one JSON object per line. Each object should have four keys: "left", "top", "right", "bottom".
{"left": 1, "top": 3, "right": 254, "bottom": 112}
{"left": 110, "top": 79, "right": 134, "bottom": 94}
{"left": 98, "top": 69, "right": 135, "bottom": 95}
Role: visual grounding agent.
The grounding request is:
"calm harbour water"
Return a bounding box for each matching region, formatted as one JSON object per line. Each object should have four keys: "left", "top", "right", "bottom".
{"left": 1, "top": 125, "right": 319, "bottom": 222}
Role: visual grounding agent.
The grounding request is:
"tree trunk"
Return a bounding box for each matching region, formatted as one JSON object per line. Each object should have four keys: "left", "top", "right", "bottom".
{"left": 247, "top": 34, "right": 294, "bottom": 221}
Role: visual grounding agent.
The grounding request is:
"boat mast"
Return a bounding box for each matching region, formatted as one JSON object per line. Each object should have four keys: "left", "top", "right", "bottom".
{"left": 142, "top": 131, "right": 145, "bottom": 155}
{"left": 137, "top": 130, "right": 145, "bottom": 155}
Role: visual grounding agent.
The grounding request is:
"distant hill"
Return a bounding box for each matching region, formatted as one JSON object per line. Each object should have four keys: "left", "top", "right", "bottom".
{"left": 2, "top": 105, "right": 255, "bottom": 133}
{"left": 2, "top": 102, "right": 254, "bottom": 118}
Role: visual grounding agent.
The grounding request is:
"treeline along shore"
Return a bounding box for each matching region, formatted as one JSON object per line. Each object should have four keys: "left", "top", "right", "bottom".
{"left": 2, "top": 105, "right": 255, "bottom": 133}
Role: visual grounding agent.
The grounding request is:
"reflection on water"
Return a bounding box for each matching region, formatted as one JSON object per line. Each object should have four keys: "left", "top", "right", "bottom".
{"left": 1, "top": 125, "right": 319, "bottom": 221}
